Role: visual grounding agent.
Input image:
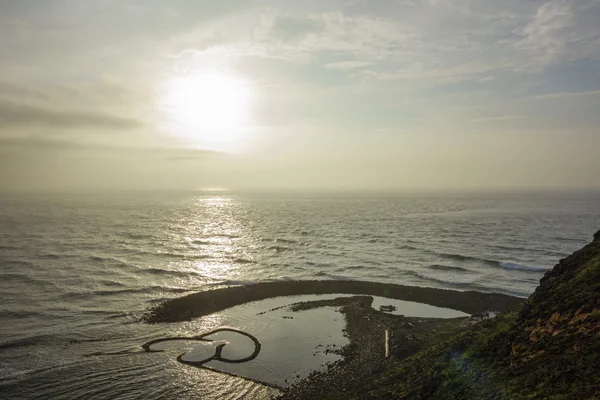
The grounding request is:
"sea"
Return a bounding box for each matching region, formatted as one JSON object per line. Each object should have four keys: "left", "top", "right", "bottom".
{"left": 0, "top": 191, "right": 598, "bottom": 399}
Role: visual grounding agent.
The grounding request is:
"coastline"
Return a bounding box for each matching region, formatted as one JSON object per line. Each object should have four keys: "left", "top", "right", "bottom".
{"left": 293, "top": 231, "right": 600, "bottom": 399}
{"left": 140, "top": 231, "right": 600, "bottom": 399}
{"left": 144, "top": 280, "right": 523, "bottom": 324}
{"left": 143, "top": 280, "right": 523, "bottom": 398}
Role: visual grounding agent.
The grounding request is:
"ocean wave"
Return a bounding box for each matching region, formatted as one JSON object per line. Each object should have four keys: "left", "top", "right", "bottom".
{"left": 0, "top": 309, "right": 43, "bottom": 320}
{"left": 437, "top": 252, "right": 499, "bottom": 267}
{"left": 554, "top": 236, "right": 582, "bottom": 242}
{"left": 98, "top": 280, "right": 127, "bottom": 288}
{"left": 39, "top": 253, "right": 61, "bottom": 260}
{"left": 205, "top": 279, "right": 258, "bottom": 287}
{"left": 123, "top": 232, "right": 153, "bottom": 240}
{"left": 88, "top": 255, "right": 132, "bottom": 267}
{"left": 127, "top": 249, "right": 212, "bottom": 260}
{"left": 360, "top": 232, "right": 385, "bottom": 238}
{"left": 489, "top": 244, "right": 528, "bottom": 252}
{"left": 499, "top": 262, "right": 549, "bottom": 272}
{"left": 408, "top": 271, "right": 475, "bottom": 287}
{"left": 232, "top": 257, "right": 256, "bottom": 264}
{"left": 490, "top": 244, "right": 565, "bottom": 258}
{"left": 0, "top": 365, "right": 37, "bottom": 381}
{"left": 154, "top": 251, "right": 189, "bottom": 259}
{"left": 0, "top": 334, "right": 57, "bottom": 351}
{"left": 344, "top": 265, "right": 366, "bottom": 270}
{"left": 262, "top": 238, "right": 299, "bottom": 245}
{"left": 542, "top": 249, "right": 568, "bottom": 257}
{"left": 60, "top": 286, "right": 192, "bottom": 300}
{"left": 367, "top": 238, "right": 387, "bottom": 243}
{"left": 405, "top": 245, "right": 492, "bottom": 265}
{"left": 268, "top": 245, "right": 292, "bottom": 252}
{"left": 306, "top": 261, "right": 334, "bottom": 267}
{"left": 427, "top": 264, "right": 470, "bottom": 272}
{"left": 397, "top": 244, "right": 419, "bottom": 251}
{"left": 2, "top": 260, "right": 34, "bottom": 268}
{"left": 435, "top": 254, "right": 547, "bottom": 273}
{"left": 212, "top": 234, "right": 241, "bottom": 239}
{"left": 191, "top": 239, "right": 211, "bottom": 245}
{"left": 313, "top": 271, "right": 353, "bottom": 280}
{"left": 404, "top": 271, "right": 532, "bottom": 298}
{"left": 396, "top": 245, "right": 543, "bottom": 273}
{"left": 1, "top": 273, "right": 58, "bottom": 289}
{"left": 144, "top": 267, "right": 207, "bottom": 279}
{"left": 156, "top": 252, "right": 213, "bottom": 260}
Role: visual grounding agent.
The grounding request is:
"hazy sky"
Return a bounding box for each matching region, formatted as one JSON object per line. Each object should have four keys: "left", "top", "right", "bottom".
{"left": 1, "top": 0, "right": 599, "bottom": 192}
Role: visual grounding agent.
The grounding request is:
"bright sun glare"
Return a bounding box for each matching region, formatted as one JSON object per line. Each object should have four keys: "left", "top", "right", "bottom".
{"left": 163, "top": 71, "right": 252, "bottom": 150}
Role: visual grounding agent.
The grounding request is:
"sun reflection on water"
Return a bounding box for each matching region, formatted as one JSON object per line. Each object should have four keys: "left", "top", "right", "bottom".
{"left": 174, "top": 195, "right": 251, "bottom": 283}
{"left": 199, "top": 196, "right": 232, "bottom": 208}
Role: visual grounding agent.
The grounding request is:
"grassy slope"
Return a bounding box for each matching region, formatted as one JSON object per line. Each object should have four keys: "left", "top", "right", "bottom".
{"left": 317, "top": 232, "right": 600, "bottom": 400}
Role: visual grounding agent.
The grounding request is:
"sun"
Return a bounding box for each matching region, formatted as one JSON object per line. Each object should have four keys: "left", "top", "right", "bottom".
{"left": 162, "top": 70, "right": 252, "bottom": 150}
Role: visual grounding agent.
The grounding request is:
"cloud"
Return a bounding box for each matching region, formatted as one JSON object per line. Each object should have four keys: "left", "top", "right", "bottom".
{"left": 517, "top": 0, "right": 600, "bottom": 68}
{"left": 527, "top": 89, "right": 600, "bottom": 100}
{"left": 470, "top": 115, "right": 524, "bottom": 124}
{"left": 358, "top": 61, "right": 513, "bottom": 84}
{"left": 0, "top": 136, "right": 89, "bottom": 151}
{"left": 123, "top": 1, "right": 598, "bottom": 92}
{"left": 251, "top": 2, "right": 599, "bottom": 81}
{"left": 191, "top": 11, "right": 414, "bottom": 63}
{"left": 0, "top": 80, "right": 142, "bottom": 107}
{"left": 0, "top": 82, "right": 47, "bottom": 100}
{"left": 269, "top": 14, "right": 324, "bottom": 41}
{"left": 0, "top": 135, "right": 218, "bottom": 160}
{"left": 324, "top": 61, "right": 374, "bottom": 70}
{"left": 0, "top": 100, "right": 142, "bottom": 130}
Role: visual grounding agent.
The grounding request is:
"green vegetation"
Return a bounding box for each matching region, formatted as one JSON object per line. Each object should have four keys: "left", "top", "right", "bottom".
{"left": 313, "top": 232, "right": 600, "bottom": 400}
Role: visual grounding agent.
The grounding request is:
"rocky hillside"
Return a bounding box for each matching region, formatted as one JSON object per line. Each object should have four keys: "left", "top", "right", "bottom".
{"left": 316, "top": 231, "right": 600, "bottom": 400}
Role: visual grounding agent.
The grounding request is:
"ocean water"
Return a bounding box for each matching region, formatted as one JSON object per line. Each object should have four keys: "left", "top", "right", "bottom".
{"left": 0, "top": 191, "right": 598, "bottom": 399}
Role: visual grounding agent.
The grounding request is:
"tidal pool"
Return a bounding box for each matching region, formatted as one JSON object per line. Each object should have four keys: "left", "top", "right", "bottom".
{"left": 148, "top": 294, "right": 468, "bottom": 388}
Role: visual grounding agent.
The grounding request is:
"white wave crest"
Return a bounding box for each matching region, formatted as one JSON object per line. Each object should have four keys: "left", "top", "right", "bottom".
{"left": 500, "top": 262, "right": 548, "bottom": 272}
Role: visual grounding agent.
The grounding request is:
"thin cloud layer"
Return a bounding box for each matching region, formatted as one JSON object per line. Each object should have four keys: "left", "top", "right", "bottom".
{"left": 0, "top": 100, "right": 142, "bottom": 129}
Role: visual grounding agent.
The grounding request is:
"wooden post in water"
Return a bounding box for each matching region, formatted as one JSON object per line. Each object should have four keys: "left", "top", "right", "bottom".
{"left": 385, "top": 329, "right": 389, "bottom": 358}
